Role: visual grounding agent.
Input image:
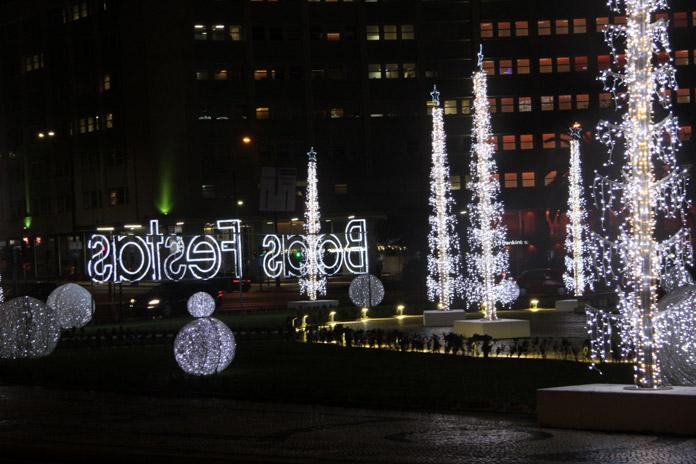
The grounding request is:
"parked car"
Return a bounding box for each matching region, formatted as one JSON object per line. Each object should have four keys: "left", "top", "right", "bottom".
{"left": 517, "top": 268, "right": 567, "bottom": 300}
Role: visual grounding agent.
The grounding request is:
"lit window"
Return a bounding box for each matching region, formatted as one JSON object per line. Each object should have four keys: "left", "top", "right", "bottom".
{"left": 103, "top": 73, "right": 111, "bottom": 91}
{"left": 256, "top": 107, "right": 270, "bottom": 119}
{"left": 503, "top": 135, "right": 516, "bottom": 150}
{"left": 573, "top": 18, "right": 587, "bottom": 33}
{"left": 483, "top": 60, "right": 495, "bottom": 75}
{"left": 574, "top": 56, "right": 588, "bottom": 71}
{"left": 254, "top": 69, "right": 269, "bottom": 80}
{"left": 504, "top": 173, "right": 518, "bottom": 188}
{"left": 518, "top": 96, "right": 532, "bottom": 112}
{"left": 520, "top": 134, "right": 534, "bottom": 150}
{"left": 79, "top": 118, "right": 86, "bottom": 134}
{"left": 544, "top": 171, "right": 557, "bottom": 186}
{"left": 402, "top": 63, "right": 416, "bottom": 78}
{"left": 599, "top": 92, "right": 612, "bottom": 108}
{"left": 334, "top": 184, "right": 348, "bottom": 194}
{"left": 673, "top": 12, "right": 687, "bottom": 27}
{"left": 229, "top": 25, "right": 242, "bottom": 41}
{"left": 87, "top": 117, "right": 95, "bottom": 132}
{"left": 557, "top": 57, "right": 570, "bottom": 72}
{"left": 383, "top": 25, "right": 397, "bottom": 40}
{"left": 501, "top": 97, "right": 514, "bottom": 112}
{"left": 521, "top": 172, "right": 535, "bottom": 188}
{"left": 488, "top": 135, "right": 499, "bottom": 151}
{"left": 499, "top": 59, "right": 513, "bottom": 75}
{"left": 212, "top": 24, "right": 225, "bottom": 40}
{"left": 366, "top": 25, "right": 380, "bottom": 40}
{"left": 537, "top": 20, "right": 551, "bottom": 35}
{"left": 515, "top": 21, "right": 528, "bottom": 36}
{"left": 614, "top": 16, "right": 627, "bottom": 25}
{"left": 488, "top": 97, "right": 497, "bottom": 113}
{"left": 326, "top": 32, "right": 341, "bottom": 41}
{"left": 692, "top": 11, "right": 696, "bottom": 27}
{"left": 498, "top": 22, "right": 511, "bottom": 37}
{"left": 596, "top": 17, "right": 609, "bottom": 32}
{"left": 194, "top": 24, "right": 208, "bottom": 40}
{"left": 597, "top": 55, "right": 611, "bottom": 71}
{"left": 444, "top": 100, "right": 457, "bottom": 115}
{"left": 675, "top": 50, "right": 689, "bottom": 66}
{"left": 541, "top": 96, "right": 554, "bottom": 111}
{"left": 450, "top": 175, "right": 461, "bottom": 191}
{"left": 385, "top": 63, "right": 399, "bottom": 79}
{"left": 368, "top": 64, "right": 382, "bottom": 79}
{"left": 542, "top": 133, "right": 556, "bottom": 149}
{"left": 558, "top": 95, "right": 572, "bottom": 110}
{"left": 560, "top": 133, "right": 571, "bottom": 148}
{"left": 679, "top": 126, "right": 692, "bottom": 142}
{"left": 106, "top": 113, "right": 113, "bottom": 129}
{"left": 461, "top": 98, "right": 472, "bottom": 114}
{"left": 677, "top": 88, "right": 691, "bottom": 104}
{"left": 576, "top": 94, "right": 589, "bottom": 109}
{"left": 481, "top": 22, "right": 494, "bottom": 38}
{"left": 516, "top": 58, "right": 530, "bottom": 74}
{"left": 555, "top": 19, "right": 569, "bottom": 34}
{"left": 539, "top": 58, "right": 553, "bottom": 73}
{"left": 401, "top": 24, "right": 414, "bottom": 40}
{"left": 214, "top": 68, "right": 228, "bottom": 80}
{"left": 330, "top": 107, "right": 344, "bottom": 118}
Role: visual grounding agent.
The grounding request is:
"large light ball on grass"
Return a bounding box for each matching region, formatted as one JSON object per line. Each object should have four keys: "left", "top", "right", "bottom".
{"left": 174, "top": 318, "right": 236, "bottom": 375}
{"left": 349, "top": 274, "right": 385, "bottom": 307}
{"left": 47, "top": 283, "right": 94, "bottom": 329}
{"left": 0, "top": 296, "right": 60, "bottom": 359}
{"left": 187, "top": 291, "right": 216, "bottom": 318}
{"left": 498, "top": 278, "right": 520, "bottom": 305}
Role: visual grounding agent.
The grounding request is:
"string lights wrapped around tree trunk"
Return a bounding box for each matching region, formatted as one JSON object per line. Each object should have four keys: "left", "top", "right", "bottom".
{"left": 563, "top": 126, "right": 594, "bottom": 297}
{"left": 590, "top": 0, "right": 693, "bottom": 388}
{"left": 299, "top": 147, "right": 327, "bottom": 301}
{"left": 464, "top": 49, "right": 514, "bottom": 320}
{"left": 426, "top": 86, "right": 464, "bottom": 311}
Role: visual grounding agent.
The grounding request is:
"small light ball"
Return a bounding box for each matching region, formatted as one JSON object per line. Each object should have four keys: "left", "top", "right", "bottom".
{"left": 349, "top": 274, "right": 385, "bottom": 307}
{"left": 187, "top": 291, "right": 216, "bottom": 318}
{"left": 47, "top": 283, "right": 94, "bottom": 329}
{"left": 0, "top": 296, "right": 60, "bottom": 359}
{"left": 498, "top": 278, "right": 520, "bottom": 305}
{"left": 174, "top": 317, "right": 236, "bottom": 375}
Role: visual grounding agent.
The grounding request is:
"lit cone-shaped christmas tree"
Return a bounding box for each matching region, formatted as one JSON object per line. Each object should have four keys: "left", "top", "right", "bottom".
{"left": 563, "top": 125, "right": 593, "bottom": 297}
{"left": 591, "top": 0, "right": 693, "bottom": 388}
{"left": 299, "top": 147, "right": 326, "bottom": 301}
{"left": 464, "top": 49, "right": 514, "bottom": 320}
{"left": 426, "top": 86, "right": 463, "bottom": 311}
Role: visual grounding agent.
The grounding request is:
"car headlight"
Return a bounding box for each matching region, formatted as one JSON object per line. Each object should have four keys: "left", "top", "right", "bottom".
{"left": 147, "top": 299, "right": 160, "bottom": 307}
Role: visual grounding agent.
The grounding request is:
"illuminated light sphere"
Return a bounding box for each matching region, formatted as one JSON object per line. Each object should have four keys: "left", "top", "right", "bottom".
{"left": 0, "top": 296, "right": 60, "bottom": 359}
{"left": 46, "top": 283, "right": 94, "bottom": 329}
{"left": 497, "top": 278, "right": 520, "bottom": 305}
{"left": 187, "top": 291, "right": 216, "bottom": 317}
{"left": 349, "top": 274, "right": 384, "bottom": 308}
{"left": 657, "top": 284, "right": 696, "bottom": 386}
{"left": 173, "top": 317, "right": 236, "bottom": 376}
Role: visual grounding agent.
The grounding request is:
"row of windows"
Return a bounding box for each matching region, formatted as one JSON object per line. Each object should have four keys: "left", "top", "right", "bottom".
{"left": 77, "top": 113, "right": 114, "bottom": 134}
{"left": 481, "top": 11, "right": 696, "bottom": 38}
{"left": 22, "top": 53, "right": 45, "bottom": 73}
{"left": 482, "top": 56, "right": 587, "bottom": 75}
{"left": 368, "top": 63, "right": 416, "bottom": 79}
{"left": 195, "top": 65, "right": 348, "bottom": 81}
{"left": 62, "top": 1, "right": 89, "bottom": 23}
{"left": 366, "top": 24, "right": 414, "bottom": 41}
{"left": 193, "top": 23, "right": 414, "bottom": 42}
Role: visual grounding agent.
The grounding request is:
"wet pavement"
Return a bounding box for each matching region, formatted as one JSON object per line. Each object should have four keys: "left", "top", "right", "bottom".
{"left": 0, "top": 386, "right": 694, "bottom": 463}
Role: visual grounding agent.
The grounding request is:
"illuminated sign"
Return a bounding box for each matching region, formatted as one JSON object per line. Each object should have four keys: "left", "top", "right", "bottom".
{"left": 261, "top": 219, "right": 369, "bottom": 278}
{"left": 87, "top": 220, "right": 242, "bottom": 283}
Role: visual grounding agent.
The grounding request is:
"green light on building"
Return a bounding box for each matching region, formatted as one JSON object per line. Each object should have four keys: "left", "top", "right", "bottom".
{"left": 23, "top": 216, "right": 32, "bottom": 229}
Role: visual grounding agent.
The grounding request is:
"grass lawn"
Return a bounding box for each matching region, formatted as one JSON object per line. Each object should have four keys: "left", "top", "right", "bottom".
{"left": 0, "top": 339, "right": 632, "bottom": 415}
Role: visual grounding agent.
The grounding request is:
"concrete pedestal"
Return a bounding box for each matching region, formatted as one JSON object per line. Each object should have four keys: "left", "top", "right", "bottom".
{"left": 452, "top": 318, "right": 530, "bottom": 339}
{"left": 537, "top": 384, "right": 696, "bottom": 435}
{"left": 287, "top": 300, "right": 339, "bottom": 311}
{"left": 422, "top": 310, "right": 468, "bottom": 327}
{"left": 555, "top": 299, "right": 580, "bottom": 311}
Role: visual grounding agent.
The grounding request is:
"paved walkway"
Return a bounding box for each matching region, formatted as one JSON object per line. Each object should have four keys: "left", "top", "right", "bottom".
{"left": 0, "top": 386, "right": 694, "bottom": 463}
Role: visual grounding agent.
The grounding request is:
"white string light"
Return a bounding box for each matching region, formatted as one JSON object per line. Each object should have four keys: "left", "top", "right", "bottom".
{"left": 299, "top": 147, "right": 327, "bottom": 301}
{"left": 563, "top": 127, "right": 594, "bottom": 297}
{"left": 588, "top": 0, "right": 693, "bottom": 388}
{"left": 464, "top": 48, "right": 514, "bottom": 320}
{"left": 426, "top": 86, "right": 464, "bottom": 310}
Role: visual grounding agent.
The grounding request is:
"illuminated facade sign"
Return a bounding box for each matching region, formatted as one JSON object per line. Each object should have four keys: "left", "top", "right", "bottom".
{"left": 261, "top": 219, "right": 369, "bottom": 278}
{"left": 87, "top": 220, "right": 242, "bottom": 283}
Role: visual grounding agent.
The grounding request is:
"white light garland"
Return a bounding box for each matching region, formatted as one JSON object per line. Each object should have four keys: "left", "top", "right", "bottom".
{"left": 426, "top": 86, "right": 464, "bottom": 311}
{"left": 588, "top": 0, "right": 694, "bottom": 389}
{"left": 563, "top": 127, "right": 594, "bottom": 297}
{"left": 464, "top": 49, "right": 514, "bottom": 320}
{"left": 299, "top": 147, "right": 327, "bottom": 301}
{"left": 0, "top": 271, "right": 4, "bottom": 304}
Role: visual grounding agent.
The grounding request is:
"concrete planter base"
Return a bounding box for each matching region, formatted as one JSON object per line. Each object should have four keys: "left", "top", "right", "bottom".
{"left": 452, "top": 318, "right": 531, "bottom": 339}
